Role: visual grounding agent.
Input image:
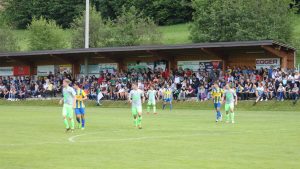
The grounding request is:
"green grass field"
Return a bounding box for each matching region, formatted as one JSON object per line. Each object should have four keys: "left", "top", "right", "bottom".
{"left": 0, "top": 104, "right": 299, "bottom": 169}
{"left": 158, "top": 23, "right": 192, "bottom": 45}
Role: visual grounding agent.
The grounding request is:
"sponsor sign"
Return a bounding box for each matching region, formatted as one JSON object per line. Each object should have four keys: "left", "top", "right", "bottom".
{"left": 0, "top": 67, "right": 13, "bottom": 76}
{"left": 59, "top": 65, "right": 72, "bottom": 74}
{"left": 13, "top": 66, "right": 30, "bottom": 76}
{"left": 80, "top": 65, "right": 100, "bottom": 74}
{"left": 37, "top": 65, "right": 55, "bottom": 76}
{"left": 177, "top": 60, "right": 222, "bottom": 72}
{"left": 99, "top": 63, "right": 118, "bottom": 73}
{"left": 256, "top": 58, "right": 280, "bottom": 69}
{"left": 127, "top": 62, "right": 154, "bottom": 70}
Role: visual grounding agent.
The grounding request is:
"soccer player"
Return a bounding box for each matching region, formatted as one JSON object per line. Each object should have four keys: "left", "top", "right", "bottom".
{"left": 59, "top": 79, "right": 76, "bottom": 132}
{"left": 74, "top": 82, "right": 87, "bottom": 130}
{"left": 211, "top": 82, "right": 223, "bottom": 122}
{"left": 147, "top": 86, "right": 157, "bottom": 114}
{"left": 222, "top": 84, "right": 238, "bottom": 123}
{"left": 162, "top": 85, "right": 173, "bottom": 111}
{"left": 128, "top": 83, "right": 145, "bottom": 129}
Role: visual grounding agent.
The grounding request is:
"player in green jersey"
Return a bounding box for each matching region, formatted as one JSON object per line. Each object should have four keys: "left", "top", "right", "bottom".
{"left": 146, "top": 86, "right": 157, "bottom": 115}
{"left": 222, "top": 84, "right": 238, "bottom": 123}
{"left": 128, "top": 83, "right": 145, "bottom": 129}
{"left": 59, "top": 79, "right": 76, "bottom": 132}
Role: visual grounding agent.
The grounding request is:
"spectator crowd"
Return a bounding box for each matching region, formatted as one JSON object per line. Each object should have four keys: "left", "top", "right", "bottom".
{"left": 0, "top": 66, "right": 299, "bottom": 103}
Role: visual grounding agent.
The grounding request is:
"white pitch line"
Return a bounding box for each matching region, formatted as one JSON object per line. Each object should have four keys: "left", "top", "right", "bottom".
{"left": 70, "top": 133, "right": 217, "bottom": 144}
{"left": 68, "top": 128, "right": 291, "bottom": 143}
{"left": 0, "top": 128, "right": 290, "bottom": 147}
{"left": 0, "top": 141, "right": 64, "bottom": 147}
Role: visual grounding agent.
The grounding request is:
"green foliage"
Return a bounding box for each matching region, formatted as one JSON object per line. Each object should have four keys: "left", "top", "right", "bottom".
{"left": 190, "top": 0, "right": 295, "bottom": 43}
{"left": 71, "top": 7, "right": 111, "bottom": 48}
{"left": 3, "top": 0, "right": 84, "bottom": 29}
{"left": 71, "top": 6, "right": 161, "bottom": 48}
{"left": 0, "top": 26, "right": 19, "bottom": 52}
{"left": 92, "top": 0, "right": 193, "bottom": 25}
{"left": 27, "top": 17, "right": 68, "bottom": 51}
{"left": 112, "top": 6, "right": 161, "bottom": 46}
{"left": 295, "top": 0, "right": 300, "bottom": 13}
{"left": 292, "top": 14, "right": 300, "bottom": 64}
{"left": 3, "top": 0, "right": 192, "bottom": 28}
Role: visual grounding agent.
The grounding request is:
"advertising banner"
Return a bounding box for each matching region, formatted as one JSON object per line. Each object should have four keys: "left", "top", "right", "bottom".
{"left": 127, "top": 62, "right": 154, "bottom": 70}
{"left": 13, "top": 66, "right": 30, "bottom": 76}
{"left": 59, "top": 65, "right": 72, "bottom": 74}
{"left": 256, "top": 58, "right": 280, "bottom": 69}
{"left": 154, "top": 61, "right": 167, "bottom": 70}
{"left": 80, "top": 65, "right": 99, "bottom": 74}
{"left": 37, "top": 65, "right": 55, "bottom": 76}
{"left": 0, "top": 67, "right": 14, "bottom": 76}
{"left": 177, "top": 60, "right": 222, "bottom": 72}
{"left": 99, "top": 63, "right": 118, "bottom": 73}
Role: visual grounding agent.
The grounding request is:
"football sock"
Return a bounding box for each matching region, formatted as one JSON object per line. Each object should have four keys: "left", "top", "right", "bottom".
{"left": 231, "top": 112, "right": 235, "bottom": 122}
{"left": 76, "top": 117, "right": 80, "bottom": 124}
{"left": 153, "top": 106, "right": 156, "bottom": 113}
{"left": 138, "top": 115, "right": 142, "bottom": 126}
{"left": 81, "top": 118, "right": 85, "bottom": 128}
{"left": 226, "top": 113, "right": 230, "bottom": 121}
{"left": 163, "top": 104, "right": 166, "bottom": 110}
{"left": 147, "top": 105, "right": 150, "bottom": 113}
{"left": 134, "top": 118, "right": 138, "bottom": 127}
{"left": 170, "top": 104, "right": 172, "bottom": 110}
{"left": 217, "top": 111, "right": 221, "bottom": 119}
{"left": 70, "top": 118, "right": 75, "bottom": 129}
{"left": 64, "top": 118, "right": 69, "bottom": 129}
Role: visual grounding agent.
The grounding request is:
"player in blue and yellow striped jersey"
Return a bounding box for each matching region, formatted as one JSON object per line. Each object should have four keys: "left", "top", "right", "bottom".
{"left": 211, "top": 82, "right": 224, "bottom": 122}
{"left": 74, "top": 82, "right": 88, "bottom": 130}
{"left": 162, "top": 85, "right": 173, "bottom": 111}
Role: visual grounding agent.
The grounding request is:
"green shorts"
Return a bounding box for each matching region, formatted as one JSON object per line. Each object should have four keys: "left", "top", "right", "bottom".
{"left": 132, "top": 106, "right": 142, "bottom": 116}
{"left": 147, "top": 100, "right": 156, "bottom": 106}
{"left": 62, "top": 105, "right": 74, "bottom": 118}
{"left": 225, "top": 103, "right": 234, "bottom": 112}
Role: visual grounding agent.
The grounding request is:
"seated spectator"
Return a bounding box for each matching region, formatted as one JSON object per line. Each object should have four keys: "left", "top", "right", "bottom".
{"left": 290, "top": 84, "right": 299, "bottom": 104}
{"left": 89, "top": 88, "right": 97, "bottom": 100}
{"left": 277, "top": 83, "right": 285, "bottom": 101}
{"left": 242, "top": 84, "right": 250, "bottom": 100}
{"left": 255, "top": 83, "right": 265, "bottom": 102}
{"left": 197, "top": 85, "right": 206, "bottom": 102}
{"left": 267, "top": 82, "right": 275, "bottom": 100}
{"left": 8, "top": 86, "right": 17, "bottom": 101}
{"left": 237, "top": 84, "right": 244, "bottom": 100}
{"left": 186, "top": 85, "right": 195, "bottom": 98}
{"left": 178, "top": 86, "right": 186, "bottom": 101}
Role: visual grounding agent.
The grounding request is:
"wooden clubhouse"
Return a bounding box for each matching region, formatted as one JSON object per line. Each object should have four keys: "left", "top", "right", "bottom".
{"left": 0, "top": 40, "right": 296, "bottom": 77}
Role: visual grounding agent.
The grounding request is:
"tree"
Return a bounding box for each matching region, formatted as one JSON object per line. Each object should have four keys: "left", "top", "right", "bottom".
{"left": 71, "top": 7, "right": 112, "bottom": 48}
{"left": 27, "top": 17, "right": 68, "bottom": 51}
{"left": 71, "top": 6, "right": 161, "bottom": 48}
{"left": 3, "top": 0, "right": 84, "bottom": 29}
{"left": 112, "top": 6, "right": 161, "bottom": 46}
{"left": 190, "top": 0, "right": 295, "bottom": 43}
{"left": 0, "top": 26, "right": 19, "bottom": 52}
{"left": 92, "top": 0, "right": 193, "bottom": 25}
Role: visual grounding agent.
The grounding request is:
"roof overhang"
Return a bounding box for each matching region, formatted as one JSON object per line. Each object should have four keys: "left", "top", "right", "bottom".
{"left": 0, "top": 40, "right": 295, "bottom": 58}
